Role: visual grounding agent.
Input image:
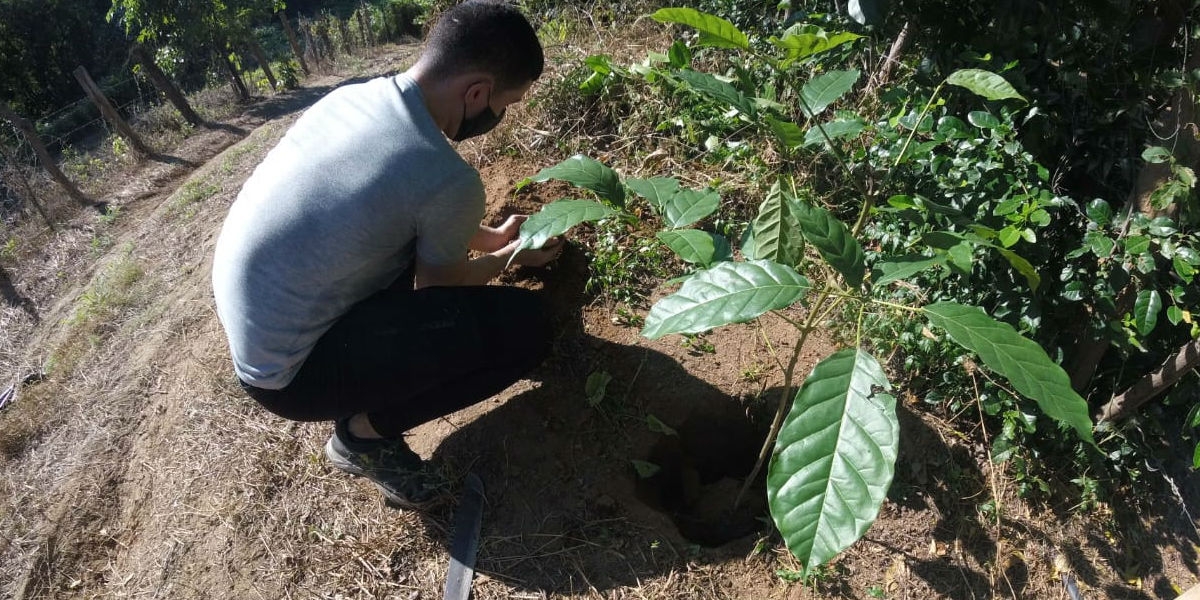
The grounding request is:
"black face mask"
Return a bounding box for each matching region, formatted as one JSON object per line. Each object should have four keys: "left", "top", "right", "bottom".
{"left": 452, "top": 89, "right": 505, "bottom": 141}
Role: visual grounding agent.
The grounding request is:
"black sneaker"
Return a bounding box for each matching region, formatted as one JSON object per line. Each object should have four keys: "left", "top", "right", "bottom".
{"left": 324, "top": 419, "right": 450, "bottom": 509}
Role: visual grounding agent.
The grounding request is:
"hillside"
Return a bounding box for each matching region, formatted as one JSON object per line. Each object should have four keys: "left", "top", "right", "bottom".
{"left": 2, "top": 41, "right": 1198, "bottom": 600}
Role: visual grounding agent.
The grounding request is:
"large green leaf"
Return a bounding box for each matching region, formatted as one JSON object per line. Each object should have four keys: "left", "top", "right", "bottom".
{"left": 628, "top": 177, "right": 719, "bottom": 228}
{"left": 657, "top": 229, "right": 727, "bottom": 266}
{"left": 675, "top": 69, "right": 757, "bottom": 116}
{"left": 517, "top": 199, "right": 615, "bottom": 251}
{"left": 579, "top": 55, "right": 616, "bottom": 94}
{"left": 923, "top": 302, "right": 1095, "bottom": 445}
{"left": 770, "top": 27, "right": 862, "bottom": 65}
{"left": 871, "top": 254, "right": 946, "bottom": 286}
{"left": 660, "top": 187, "right": 720, "bottom": 229}
{"left": 766, "top": 116, "right": 805, "bottom": 149}
{"left": 799, "top": 69, "right": 860, "bottom": 118}
{"left": 996, "top": 248, "right": 1041, "bottom": 292}
{"left": 626, "top": 177, "right": 680, "bottom": 213}
{"left": 1134, "top": 289, "right": 1163, "bottom": 336}
{"left": 787, "top": 195, "right": 865, "bottom": 287}
{"left": 651, "top": 7, "right": 749, "bottom": 50}
{"left": 641, "top": 260, "right": 809, "bottom": 339}
{"left": 768, "top": 349, "right": 898, "bottom": 572}
{"left": 945, "top": 69, "right": 1026, "bottom": 102}
{"left": 804, "top": 116, "right": 868, "bottom": 147}
{"left": 530, "top": 155, "right": 625, "bottom": 207}
{"left": 742, "top": 181, "right": 804, "bottom": 266}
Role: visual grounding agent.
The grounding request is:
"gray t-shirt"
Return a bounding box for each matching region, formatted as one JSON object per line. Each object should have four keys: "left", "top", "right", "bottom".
{"left": 212, "top": 72, "right": 484, "bottom": 389}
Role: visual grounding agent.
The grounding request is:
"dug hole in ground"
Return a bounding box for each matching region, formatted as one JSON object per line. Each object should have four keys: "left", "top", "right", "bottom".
{"left": 1, "top": 41, "right": 1198, "bottom": 600}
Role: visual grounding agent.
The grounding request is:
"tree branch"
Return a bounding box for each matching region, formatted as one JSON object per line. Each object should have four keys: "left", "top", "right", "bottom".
{"left": 1098, "top": 337, "right": 1200, "bottom": 422}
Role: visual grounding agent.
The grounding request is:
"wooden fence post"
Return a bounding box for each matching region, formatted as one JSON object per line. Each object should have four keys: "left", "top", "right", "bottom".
{"left": 338, "top": 18, "right": 354, "bottom": 55}
{"left": 130, "top": 45, "right": 203, "bottom": 126}
{"left": 278, "top": 12, "right": 310, "bottom": 75}
{"left": 72, "top": 66, "right": 151, "bottom": 157}
{"left": 357, "top": 4, "right": 373, "bottom": 48}
{"left": 0, "top": 99, "right": 97, "bottom": 209}
{"left": 245, "top": 37, "right": 278, "bottom": 92}
{"left": 217, "top": 48, "right": 251, "bottom": 101}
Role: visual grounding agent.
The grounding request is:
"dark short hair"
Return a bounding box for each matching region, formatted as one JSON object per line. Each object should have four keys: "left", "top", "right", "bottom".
{"left": 423, "top": 1, "right": 544, "bottom": 90}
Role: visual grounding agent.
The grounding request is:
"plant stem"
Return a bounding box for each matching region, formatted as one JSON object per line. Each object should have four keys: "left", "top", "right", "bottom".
{"left": 796, "top": 93, "right": 874, "bottom": 204}
{"left": 970, "top": 370, "right": 1002, "bottom": 529}
{"left": 754, "top": 50, "right": 873, "bottom": 206}
{"left": 734, "top": 287, "right": 833, "bottom": 510}
{"left": 851, "top": 82, "right": 946, "bottom": 237}
{"left": 869, "top": 298, "right": 924, "bottom": 313}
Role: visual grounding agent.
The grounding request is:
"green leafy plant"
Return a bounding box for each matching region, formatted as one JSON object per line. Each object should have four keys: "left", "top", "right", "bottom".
{"left": 516, "top": 6, "right": 1157, "bottom": 576}
{"left": 521, "top": 159, "right": 1091, "bottom": 575}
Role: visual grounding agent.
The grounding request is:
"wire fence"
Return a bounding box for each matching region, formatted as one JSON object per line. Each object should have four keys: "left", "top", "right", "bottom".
{"left": 0, "top": 132, "right": 44, "bottom": 228}
{"left": 0, "top": 1, "right": 421, "bottom": 228}
{"left": 33, "top": 74, "right": 158, "bottom": 154}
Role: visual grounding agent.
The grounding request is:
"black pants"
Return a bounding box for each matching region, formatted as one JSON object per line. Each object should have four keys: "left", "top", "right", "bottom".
{"left": 240, "top": 284, "right": 551, "bottom": 438}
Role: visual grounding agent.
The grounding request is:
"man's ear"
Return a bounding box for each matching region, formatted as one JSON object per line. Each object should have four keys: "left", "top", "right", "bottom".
{"left": 463, "top": 78, "right": 493, "bottom": 107}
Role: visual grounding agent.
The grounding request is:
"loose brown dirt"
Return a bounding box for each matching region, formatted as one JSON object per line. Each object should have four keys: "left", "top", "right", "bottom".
{"left": 2, "top": 43, "right": 1198, "bottom": 600}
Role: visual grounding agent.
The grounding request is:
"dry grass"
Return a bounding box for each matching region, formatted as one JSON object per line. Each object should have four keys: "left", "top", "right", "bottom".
{"left": 0, "top": 44, "right": 457, "bottom": 600}
{"left": 459, "top": 15, "right": 676, "bottom": 171}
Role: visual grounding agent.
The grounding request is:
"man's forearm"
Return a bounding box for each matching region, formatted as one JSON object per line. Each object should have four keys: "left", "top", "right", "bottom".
{"left": 458, "top": 252, "right": 510, "bottom": 285}
{"left": 468, "top": 225, "right": 503, "bottom": 252}
{"left": 414, "top": 248, "right": 513, "bottom": 288}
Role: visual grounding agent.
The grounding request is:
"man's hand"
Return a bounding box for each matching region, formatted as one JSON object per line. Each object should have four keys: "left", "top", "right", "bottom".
{"left": 494, "top": 214, "right": 527, "bottom": 243}
{"left": 501, "top": 236, "right": 564, "bottom": 268}
{"left": 471, "top": 214, "right": 528, "bottom": 253}
{"left": 422, "top": 217, "right": 561, "bottom": 288}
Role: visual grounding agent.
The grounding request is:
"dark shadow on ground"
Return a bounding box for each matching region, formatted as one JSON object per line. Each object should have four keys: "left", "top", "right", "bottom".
{"left": 0, "top": 265, "right": 38, "bottom": 323}
{"left": 877, "top": 406, "right": 994, "bottom": 598}
{"left": 201, "top": 121, "right": 249, "bottom": 137}
{"left": 1038, "top": 406, "right": 1200, "bottom": 599}
{"left": 883, "top": 399, "right": 1197, "bottom": 600}
{"left": 421, "top": 244, "right": 776, "bottom": 594}
{"left": 149, "top": 153, "right": 199, "bottom": 168}
{"left": 239, "top": 76, "right": 374, "bottom": 123}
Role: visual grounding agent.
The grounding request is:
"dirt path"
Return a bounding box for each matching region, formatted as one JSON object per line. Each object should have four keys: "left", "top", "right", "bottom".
{"left": 2, "top": 43, "right": 1197, "bottom": 600}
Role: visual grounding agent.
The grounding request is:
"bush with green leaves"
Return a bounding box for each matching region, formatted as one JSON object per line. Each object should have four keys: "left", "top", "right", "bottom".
{"left": 519, "top": 4, "right": 1200, "bottom": 575}
{"left": 518, "top": 154, "right": 1092, "bottom": 577}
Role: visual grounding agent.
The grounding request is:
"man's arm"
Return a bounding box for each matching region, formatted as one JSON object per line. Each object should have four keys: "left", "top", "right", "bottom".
{"left": 468, "top": 215, "right": 526, "bottom": 253}
{"left": 415, "top": 237, "right": 563, "bottom": 288}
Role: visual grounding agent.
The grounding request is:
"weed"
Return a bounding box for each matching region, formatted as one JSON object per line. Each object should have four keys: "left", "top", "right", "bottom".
{"left": 585, "top": 370, "right": 612, "bottom": 407}
{"left": 740, "top": 361, "right": 768, "bottom": 383}
{"left": 49, "top": 247, "right": 145, "bottom": 376}
{"left": 867, "top": 584, "right": 886, "bottom": 598}
{"left": 111, "top": 135, "right": 129, "bottom": 158}
{"left": 776, "top": 568, "right": 804, "bottom": 582}
{"left": 0, "top": 237, "right": 16, "bottom": 260}
{"left": 276, "top": 60, "right": 301, "bottom": 89}
{"left": 169, "top": 178, "right": 220, "bottom": 219}
{"left": 585, "top": 218, "right": 671, "bottom": 306}
{"left": 612, "top": 305, "right": 644, "bottom": 327}
{"left": 1072, "top": 474, "right": 1102, "bottom": 512}
{"left": 220, "top": 128, "right": 272, "bottom": 174}
{"left": 681, "top": 333, "right": 715, "bottom": 355}
{"left": 98, "top": 204, "right": 121, "bottom": 226}
{"left": 89, "top": 233, "right": 114, "bottom": 255}
{"left": 61, "top": 145, "right": 106, "bottom": 182}
{"left": 538, "top": 17, "right": 573, "bottom": 45}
